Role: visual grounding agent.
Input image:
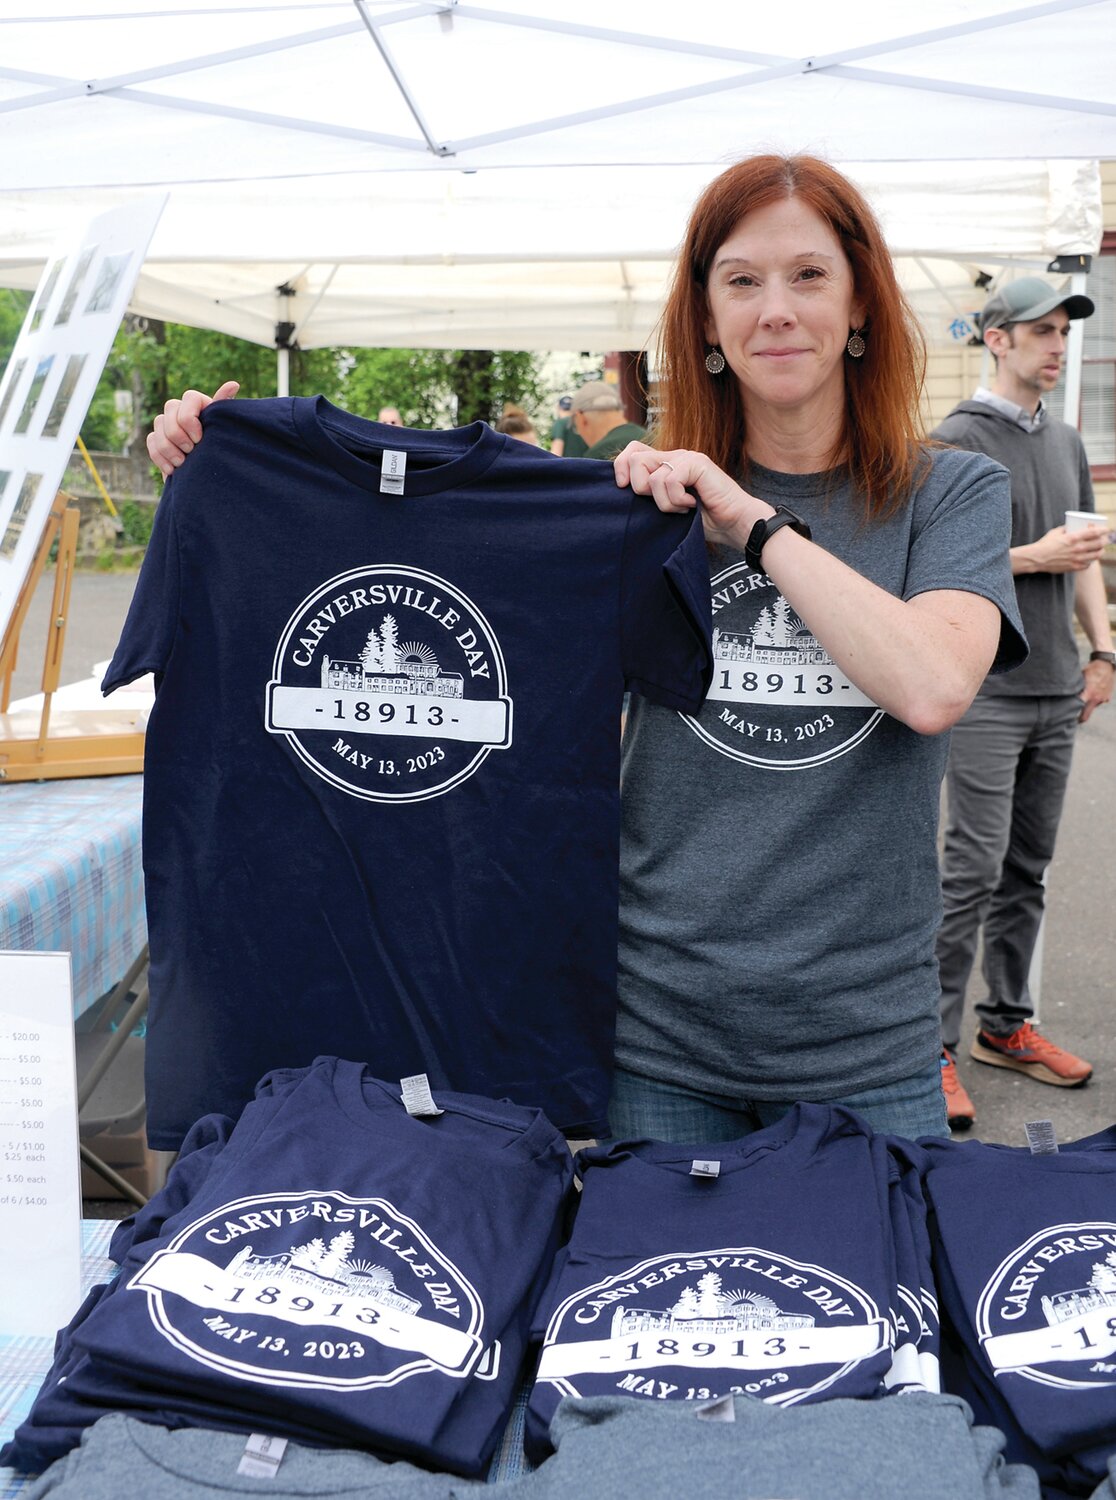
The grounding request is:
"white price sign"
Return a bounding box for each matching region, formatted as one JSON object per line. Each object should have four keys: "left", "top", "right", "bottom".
{"left": 0, "top": 952, "right": 82, "bottom": 1335}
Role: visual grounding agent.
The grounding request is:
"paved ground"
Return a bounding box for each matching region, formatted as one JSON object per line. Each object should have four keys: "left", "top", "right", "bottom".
{"left": 9, "top": 570, "right": 1116, "bottom": 1156}
{"left": 7, "top": 569, "right": 140, "bottom": 702}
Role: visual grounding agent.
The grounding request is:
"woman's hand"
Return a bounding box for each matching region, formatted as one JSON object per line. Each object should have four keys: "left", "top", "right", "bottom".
{"left": 147, "top": 381, "right": 240, "bottom": 477}
{"left": 613, "top": 441, "right": 772, "bottom": 548}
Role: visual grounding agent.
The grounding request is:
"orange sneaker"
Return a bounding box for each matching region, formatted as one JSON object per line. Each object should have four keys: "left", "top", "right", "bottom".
{"left": 970, "top": 1022, "right": 1092, "bottom": 1087}
{"left": 941, "top": 1050, "right": 975, "bottom": 1129}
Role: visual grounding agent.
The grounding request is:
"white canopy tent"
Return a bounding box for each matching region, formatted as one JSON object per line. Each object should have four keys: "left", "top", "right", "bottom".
{"left": 0, "top": 2, "right": 1109, "bottom": 366}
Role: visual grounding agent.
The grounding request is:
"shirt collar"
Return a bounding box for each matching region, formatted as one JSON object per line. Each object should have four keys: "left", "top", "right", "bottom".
{"left": 971, "top": 386, "right": 1047, "bottom": 433}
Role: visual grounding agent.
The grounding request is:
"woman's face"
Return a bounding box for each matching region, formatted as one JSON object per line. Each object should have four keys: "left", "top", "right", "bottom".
{"left": 703, "top": 195, "right": 864, "bottom": 426}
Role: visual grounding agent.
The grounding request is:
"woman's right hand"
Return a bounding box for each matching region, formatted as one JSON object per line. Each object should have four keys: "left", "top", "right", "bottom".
{"left": 147, "top": 381, "right": 240, "bottom": 477}
{"left": 614, "top": 440, "right": 772, "bottom": 551}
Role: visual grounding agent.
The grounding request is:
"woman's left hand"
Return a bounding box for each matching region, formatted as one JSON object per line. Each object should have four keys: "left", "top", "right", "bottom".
{"left": 614, "top": 442, "right": 771, "bottom": 547}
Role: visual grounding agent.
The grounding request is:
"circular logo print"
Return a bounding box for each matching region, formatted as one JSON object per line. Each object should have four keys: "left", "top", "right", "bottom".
{"left": 681, "top": 562, "right": 883, "bottom": 770}
{"left": 535, "top": 1247, "right": 888, "bottom": 1408}
{"left": 129, "top": 1190, "right": 487, "bottom": 1390}
{"left": 266, "top": 566, "right": 513, "bottom": 802}
{"left": 976, "top": 1222, "right": 1116, "bottom": 1390}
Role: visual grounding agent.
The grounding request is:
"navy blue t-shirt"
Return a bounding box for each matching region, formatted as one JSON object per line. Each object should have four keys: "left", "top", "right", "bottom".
{"left": 4, "top": 1058, "right": 575, "bottom": 1476}
{"left": 914, "top": 1129, "right": 1116, "bottom": 1489}
{"left": 525, "top": 1103, "right": 905, "bottom": 1461}
{"left": 104, "top": 401, "right": 712, "bottom": 1145}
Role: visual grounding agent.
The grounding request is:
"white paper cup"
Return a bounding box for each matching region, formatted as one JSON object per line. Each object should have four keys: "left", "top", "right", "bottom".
{"left": 1065, "top": 509, "right": 1109, "bottom": 532}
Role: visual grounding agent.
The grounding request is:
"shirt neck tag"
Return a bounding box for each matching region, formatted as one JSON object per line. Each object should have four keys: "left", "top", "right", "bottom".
{"left": 380, "top": 449, "right": 407, "bottom": 495}
{"left": 1025, "top": 1120, "right": 1058, "bottom": 1155}
{"left": 401, "top": 1073, "right": 443, "bottom": 1117}
{"left": 690, "top": 1159, "right": 721, "bottom": 1179}
{"left": 237, "top": 1434, "right": 288, "bottom": 1477}
{"left": 695, "top": 1394, "right": 735, "bottom": 1423}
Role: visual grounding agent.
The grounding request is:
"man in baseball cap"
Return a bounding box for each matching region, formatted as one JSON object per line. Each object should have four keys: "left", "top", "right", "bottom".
{"left": 569, "top": 381, "right": 646, "bottom": 461}
{"left": 977, "top": 275, "right": 1094, "bottom": 333}
{"left": 934, "top": 275, "right": 1112, "bottom": 1127}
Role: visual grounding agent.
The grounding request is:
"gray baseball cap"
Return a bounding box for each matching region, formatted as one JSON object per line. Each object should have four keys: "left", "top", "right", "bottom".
{"left": 979, "top": 276, "right": 1094, "bottom": 333}
{"left": 570, "top": 381, "right": 623, "bottom": 413}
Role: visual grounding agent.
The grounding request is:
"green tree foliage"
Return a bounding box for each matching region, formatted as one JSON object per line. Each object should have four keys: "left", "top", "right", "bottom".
{"left": 2, "top": 288, "right": 550, "bottom": 453}
{"left": 338, "top": 347, "right": 547, "bottom": 428}
{"left": 0, "top": 288, "right": 31, "bottom": 368}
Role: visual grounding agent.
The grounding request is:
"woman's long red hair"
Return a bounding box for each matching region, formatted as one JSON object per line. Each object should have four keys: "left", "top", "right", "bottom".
{"left": 652, "top": 155, "right": 928, "bottom": 519}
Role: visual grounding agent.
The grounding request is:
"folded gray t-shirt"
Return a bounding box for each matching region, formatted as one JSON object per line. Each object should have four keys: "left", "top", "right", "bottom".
{"left": 21, "top": 1414, "right": 475, "bottom": 1499}
{"left": 482, "top": 1393, "right": 1039, "bottom": 1500}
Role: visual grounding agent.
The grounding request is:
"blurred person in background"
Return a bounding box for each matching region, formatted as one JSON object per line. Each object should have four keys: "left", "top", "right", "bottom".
{"left": 570, "top": 381, "right": 646, "bottom": 461}
{"left": 495, "top": 404, "right": 541, "bottom": 445}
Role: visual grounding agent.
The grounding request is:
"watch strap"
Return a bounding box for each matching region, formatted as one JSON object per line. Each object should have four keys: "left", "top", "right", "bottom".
{"left": 1088, "top": 650, "right": 1116, "bottom": 666}
{"left": 744, "top": 506, "right": 812, "bottom": 574}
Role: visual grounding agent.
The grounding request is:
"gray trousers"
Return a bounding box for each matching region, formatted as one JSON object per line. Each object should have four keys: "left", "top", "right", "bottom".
{"left": 936, "top": 692, "right": 1079, "bottom": 1051}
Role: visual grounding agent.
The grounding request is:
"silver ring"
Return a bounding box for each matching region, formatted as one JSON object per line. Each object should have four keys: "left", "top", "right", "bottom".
{"left": 659, "top": 461, "right": 675, "bottom": 475}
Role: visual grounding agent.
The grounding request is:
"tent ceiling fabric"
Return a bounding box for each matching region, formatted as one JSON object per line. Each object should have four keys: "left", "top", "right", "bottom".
{"left": 3, "top": 1, "right": 1116, "bottom": 179}
{"left": 0, "top": 2, "right": 1108, "bottom": 350}
{"left": 0, "top": 161, "right": 1100, "bottom": 351}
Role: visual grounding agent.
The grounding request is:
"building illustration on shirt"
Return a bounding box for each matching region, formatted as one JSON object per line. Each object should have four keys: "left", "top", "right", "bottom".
{"left": 225, "top": 1230, "right": 422, "bottom": 1317}
{"left": 610, "top": 1274, "right": 814, "bottom": 1338}
{"left": 712, "top": 596, "right": 828, "bottom": 667}
{"left": 1041, "top": 1252, "right": 1116, "bottom": 1326}
{"left": 321, "top": 614, "right": 465, "bottom": 699}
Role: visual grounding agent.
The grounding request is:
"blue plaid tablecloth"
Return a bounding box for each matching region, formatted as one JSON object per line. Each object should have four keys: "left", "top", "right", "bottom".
{"left": 0, "top": 1219, "right": 116, "bottom": 1499}
{"left": 0, "top": 777, "right": 145, "bottom": 1018}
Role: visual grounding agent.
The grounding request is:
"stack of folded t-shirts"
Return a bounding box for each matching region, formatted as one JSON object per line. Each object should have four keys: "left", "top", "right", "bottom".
{"left": 909, "top": 1127, "right": 1116, "bottom": 1498}
{"left": 523, "top": 1101, "right": 940, "bottom": 1463}
{"left": 1, "top": 1056, "right": 575, "bottom": 1479}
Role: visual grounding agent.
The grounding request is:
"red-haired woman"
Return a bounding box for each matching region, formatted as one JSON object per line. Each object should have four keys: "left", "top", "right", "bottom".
{"left": 146, "top": 157, "right": 1024, "bottom": 1144}
{"left": 611, "top": 155, "right": 1024, "bottom": 1142}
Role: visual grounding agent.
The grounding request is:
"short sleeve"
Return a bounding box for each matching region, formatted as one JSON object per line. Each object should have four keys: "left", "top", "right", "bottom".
{"left": 902, "top": 450, "right": 1027, "bottom": 677}
{"left": 101, "top": 481, "right": 182, "bottom": 693}
{"left": 619, "top": 498, "right": 713, "bottom": 711}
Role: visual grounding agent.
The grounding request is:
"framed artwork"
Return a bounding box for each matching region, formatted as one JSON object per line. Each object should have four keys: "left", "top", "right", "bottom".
{"left": 0, "top": 196, "right": 165, "bottom": 648}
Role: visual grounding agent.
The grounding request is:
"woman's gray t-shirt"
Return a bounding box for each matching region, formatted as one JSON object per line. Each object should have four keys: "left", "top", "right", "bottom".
{"left": 616, "top": 447, "right": 1026, "bottom": 1102}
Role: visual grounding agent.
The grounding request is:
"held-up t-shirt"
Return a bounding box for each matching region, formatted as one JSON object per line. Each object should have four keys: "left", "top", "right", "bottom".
{"left": 104, "top": 400, "right": 712, "bottom": 1145}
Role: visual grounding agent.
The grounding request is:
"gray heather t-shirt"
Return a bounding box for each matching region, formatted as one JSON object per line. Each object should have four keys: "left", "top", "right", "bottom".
{"left": 932, "top": 400, "right": 1094, "bottom": 698}
{"left": 616, "top": 449, "right": 1025, "bottom": 1103}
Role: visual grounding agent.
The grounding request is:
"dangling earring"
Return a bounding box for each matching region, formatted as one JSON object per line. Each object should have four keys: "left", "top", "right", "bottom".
{"left": 846, "top": 329, "right": 866, "bottom": 359}
{"left": 705, "top": 346, "right": 726, "bottom": 375}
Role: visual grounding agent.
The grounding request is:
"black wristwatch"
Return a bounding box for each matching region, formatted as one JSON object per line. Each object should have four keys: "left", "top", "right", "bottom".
{"left": 744, "top": 506, "right": 812, "bottom": 574}
{"left": 1088, "top": 651, "right": 1116, "bottom": 667}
